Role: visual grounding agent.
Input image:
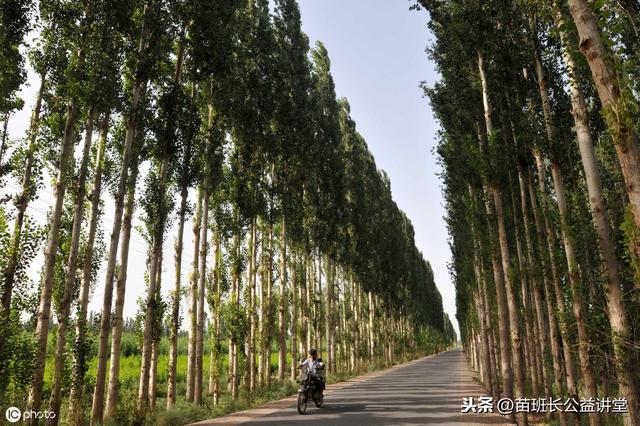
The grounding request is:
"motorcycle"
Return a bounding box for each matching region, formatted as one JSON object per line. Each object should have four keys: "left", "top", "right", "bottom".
{"left": 296, "top": 360, "right": 325, "bottom": 414}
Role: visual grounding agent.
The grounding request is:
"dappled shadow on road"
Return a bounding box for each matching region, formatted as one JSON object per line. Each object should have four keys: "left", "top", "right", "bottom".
{"left": 244, "top": 350, "right": 512, "bottom": 425}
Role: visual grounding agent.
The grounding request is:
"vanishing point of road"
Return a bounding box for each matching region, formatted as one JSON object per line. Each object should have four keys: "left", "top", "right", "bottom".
{"left": 191, "top": 349, "right": 512, "bottom": 425}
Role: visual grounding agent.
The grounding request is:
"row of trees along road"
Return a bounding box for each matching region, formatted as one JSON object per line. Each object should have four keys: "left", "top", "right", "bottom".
{"left": 0, "top": 0, "right": 456, "bottom": 424}
{"left": 415, "top": 0, "right": 640, "bottom": 425}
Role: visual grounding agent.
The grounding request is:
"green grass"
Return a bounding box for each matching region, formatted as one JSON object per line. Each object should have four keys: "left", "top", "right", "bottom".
{"left": 37, "top": 331, "right": 434, "bottom": 425}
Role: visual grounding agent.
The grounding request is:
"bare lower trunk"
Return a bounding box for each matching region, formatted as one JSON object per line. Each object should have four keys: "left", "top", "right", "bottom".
{"left": 486, "top": 184, "right": 514, "bottom": 409}
{"left": 534, "top": 153, "right": 579, "bottom": 402}
{"left": 186, "top": 189, "right": 203, "bottom": 401}
{"left": 515, "top": 165, "right": 552, "bottom": 399}
{"left": 350, "top": 278, "right": 357, "bottom": 371}
{"left": 167, "top": 184, "right": 188, "bottom": 408}
{"left": 316, "top": 254, "right": 323, "bottom": 356}
{"left": 325, "top": 257, "right": 332, "bottom": 374}
{"left": 258, "top": 220, "right": 267, "bottom": 388}
{"left": 149, "top": 251, "right": 163, "bottom": 409}
{"left": 231, "top": 228, "right": 241, "bottom": 399}
{"left": 138, "top": 156, "right": 169, "bottom": 408}
{"left": 210, "top": 231, "right": 222, "bottom": 405}
{"left": 527, "top": 170, "right": 568, "bottom": 426}
{"left": 329, "top": 264, "right": 336, "bottom": 374}
{"left": 148, "top": 340, "right": 158, "bottom": 409}
{"left": 194, "top": 188, "right": 209, "bottom": 405}
{"left": 509, "top": 181, "right": 542, "bottom": 396}
{"left": 48, "top": 108, "right": 96, "bottom": 425}
{"left": 290, "top": 249, "right": 298, "bottom": 382}
{"left": 278, "top": 215, "right": 287, "bottom": 380}
{"left": 267, "top": 221, "right": 273, "bottom": 385}
{"left": 147, "top": 252, "right": 163, "bottom": 410}
{"left": 27, "top": 93, "right": 81, "bottom": 414}
{"left": 492, "top": 185, "right": 528, "bottom": 426}
{"left": 249, "top": 219, "right": 257, "bottom": 391}
{"left": 475, "top": 53, "right": 515, "bottom": 414}
{"left": 468, "top": 186, "right": 495, "bottom": 397}
{"left": 550, "top": 162, "right": 600, "bottom": 425}
{"left": 67, "top": 114, "right": 109, "bottom": 426}
{"left": 368, "top": 291, "right": 374, "bottom": 360}
{"left": 104, "top": 166, "right": 139, "bottom": 420}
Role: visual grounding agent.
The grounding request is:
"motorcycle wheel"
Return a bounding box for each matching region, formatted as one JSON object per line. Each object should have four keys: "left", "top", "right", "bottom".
{"left": 297, "top": 392, "right": 308, "bottom": 415}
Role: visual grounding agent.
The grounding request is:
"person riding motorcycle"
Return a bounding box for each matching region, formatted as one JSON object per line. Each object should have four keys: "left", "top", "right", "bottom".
{"left": 299, "top": 348, "right": 325, "bottom": 393}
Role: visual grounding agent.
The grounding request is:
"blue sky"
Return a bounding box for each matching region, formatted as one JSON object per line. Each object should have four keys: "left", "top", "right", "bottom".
{"left": 7, "top": 0, "right": 457, "bottom": 336}
{"left": 297, "top": 0, "right": 457, "bottom": 333}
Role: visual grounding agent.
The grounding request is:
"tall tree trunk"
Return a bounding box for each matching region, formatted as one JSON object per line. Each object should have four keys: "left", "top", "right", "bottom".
{"left": 526, "top": 169, "right": 569, "bottom": 426}
{"left": 92, "top": 6, "right": 150, "bottom": 420}
{"left": 260, "top": 222, "right": 269, "bottom": 387}
{"left": 290, "top": 248, "right": 298, "bottom": 382}
{"left": 550, "top": 161, "right": 600, "bottom": 425}
{"left": 48, "top": 107, "right": 96, "bottom": 425}
{"left": 479, "top": 255, "right": 499, "bottom": 398}
{"left": 67, "top": 113, "right": 109, "bottom": 426}
{"left": 468, "top": 185, "right": 495, "bottom": 398}
{"left": 138, "top": 154, "right": 169, "bottom": 407}
{"left": 249, "top": 219, "right": 258, "bottom": 391}
{"left": 568, "top": 0, "right": 640, "bottom": 243}
{"left": 472, "top": 251, "right": 494, "bottom": 396}
{"left": 509, "top": 182, "right": 542, "bottom": 396}
{"left": 534, "top": 153, "right": 580, "bottom": 402}
{"left": 492, "top": 185, "right": 528, "bottom": 426}
{"left": 104, "top": 166, "right": 138, "bottom": 420}
{"left": 307, "top": 257, "right": 314, "bottom": 361}
{"left": 194, "top": 188, "right": 209, "bottom": 405}
{"left": 475, "top": 53, "right": 516, "bottom": 414}
{"left": 316, "top": 253, "right": 323, "bottom": 356}
{"left": 186, "top": 189, "right": 203, "bottom": 401}
{"left": 167, "top": 182, "right": 189, "bottom": 408}
{"left": 210, "top": 230, "right": 222, "bottom": 405}
{"left": 231, "top": 226, "right": 241, "bottom": 399}
{"left": 329, "top": 263, "right": 336, "bottom": 373}
{"left": 368, "top": 291, "right": 374, "bottom": 361}
{"left": 278, "top": 215, "right": 287, "bottom": 380}
{"left": 325, "top": 257, "right": 332, "bottom": 374}
{"left": 558, "top": 11, "right": 640, "bottom": 425}
{"left": 27, "top": 90, "right": 82, "bottom": 413}
{"left": 350, "top": 277, "right": 357, "bottom": 371}
{"left": 265, "top": 219, "right": 274, "bottom": 387}
{"left": 148, "top": 250, "right": 163, "bottom": 410}
{"left": 258, "top": 219, "right": 267, "bottom": 388}
{"left": 515, "top": 161, "right": 552, "bottom": 399}
{"left": 532, "top": 38, "right": 600, "bottom": 423}
{"left": 166, "top": 43, "right": 189, "bottom": 404}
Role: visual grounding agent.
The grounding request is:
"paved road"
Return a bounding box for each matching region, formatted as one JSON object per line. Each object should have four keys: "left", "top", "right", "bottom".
{"left": 192, "top": 349, "right": 511, "bottom": 426}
